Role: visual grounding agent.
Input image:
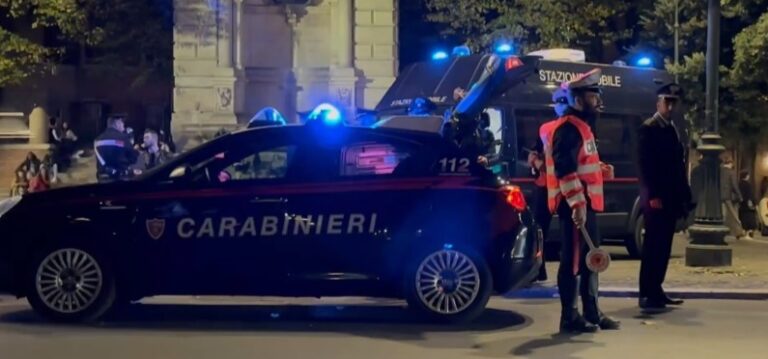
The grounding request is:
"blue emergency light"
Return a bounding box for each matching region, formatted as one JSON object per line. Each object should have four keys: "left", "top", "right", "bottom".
{"left": 431, "top": 51, "right": 449, "bottom": 60}
{"left": 308, "top": 103, "right": 343, "bottom": 125}
{"left": 452, "top": 45, "right": 471, "bottom": 57}
{"left": 495, "top": 43, "right": 513, "bottom": 55}
{"left": 635, "top": 56, "right": 653, "bottom": 67}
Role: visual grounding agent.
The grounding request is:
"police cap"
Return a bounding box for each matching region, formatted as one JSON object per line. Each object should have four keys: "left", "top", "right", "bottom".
{"left": 657, "top": 83, "right": 682, "bottom": 100}
{"left": 562, "top": 68, "right": 602, "bottom": 94}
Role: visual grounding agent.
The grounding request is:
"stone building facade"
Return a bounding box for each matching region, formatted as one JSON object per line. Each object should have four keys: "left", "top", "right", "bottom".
{"left": 172, "top": 0, "right": 398, "bottom": 147}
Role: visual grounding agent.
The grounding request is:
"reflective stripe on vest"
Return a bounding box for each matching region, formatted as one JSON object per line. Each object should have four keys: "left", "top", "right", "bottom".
{"left": 539, "top": 116, "right": 605, "bottom": 213}
{"left": 94, "top": 139, "right": 126, "bottom": 166}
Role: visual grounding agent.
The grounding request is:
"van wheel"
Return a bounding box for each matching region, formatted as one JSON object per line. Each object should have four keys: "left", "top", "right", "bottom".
{"left": 26, "top": 247, "right": 116, "bottom": 323}
{"left": 625, "top": 214, "right": 645, "bottom": 258}
{"left": 405, "top": 247, "right": 492, "bottom": 324}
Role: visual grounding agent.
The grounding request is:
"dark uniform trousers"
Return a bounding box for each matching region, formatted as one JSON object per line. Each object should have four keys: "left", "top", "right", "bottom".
{"left": 556, "top": 199, "right": 601, "bottom": 323}
{"left": 639, "top": 207, "right": 677, "bottom": 300}
{"left": 533, "top": 185, "right": 551, "bottom": 278}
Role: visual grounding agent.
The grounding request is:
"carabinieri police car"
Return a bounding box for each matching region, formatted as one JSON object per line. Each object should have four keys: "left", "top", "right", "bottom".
{"left": 0, "top": 118, "right": 542, "bottom": 323}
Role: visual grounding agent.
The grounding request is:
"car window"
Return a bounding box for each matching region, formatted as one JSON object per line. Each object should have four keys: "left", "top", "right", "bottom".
{"left": 225, "top": 145, "right": 296, "bottom": 181}
{"left": 340, "top": 141, "right": 412, "bottom": 177}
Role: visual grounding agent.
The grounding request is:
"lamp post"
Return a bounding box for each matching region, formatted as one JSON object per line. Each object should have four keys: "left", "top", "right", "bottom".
{"left": 685, "top": 0, "right": 732, "bottom": 266}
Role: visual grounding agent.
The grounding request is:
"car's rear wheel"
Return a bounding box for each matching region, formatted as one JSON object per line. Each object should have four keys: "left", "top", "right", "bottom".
{"left": 26, "top": 247, "right": 116, "bottom": 323}
{"left": 405, "top": 248, "right": 492, "bottom": 324}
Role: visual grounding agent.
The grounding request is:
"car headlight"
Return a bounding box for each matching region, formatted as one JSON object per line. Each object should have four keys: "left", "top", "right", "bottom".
{"left": 0, "top": 196, "right": 22, "bottom": 220}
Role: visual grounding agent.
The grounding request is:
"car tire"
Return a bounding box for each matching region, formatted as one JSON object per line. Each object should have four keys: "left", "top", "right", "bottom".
{"left": 405, "top": 247, "right": 492, "bottom": 324}
{"left": 626, "top": 214, "right": 645, "bottom": 259}
{"left": 26, "top": 246, "right": 116, "bottom": 323}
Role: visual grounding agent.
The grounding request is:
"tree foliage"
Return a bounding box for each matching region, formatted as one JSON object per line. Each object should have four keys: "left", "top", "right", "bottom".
{"left": 0, "top": 0, "right": 172, "bottom": 87}
{"left": 425, "top": 0, "right": 636, "bottom": 55}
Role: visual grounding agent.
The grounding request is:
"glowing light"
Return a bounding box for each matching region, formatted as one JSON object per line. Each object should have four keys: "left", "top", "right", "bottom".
{"left": 496, "top": 43, "right": 513, "bottom": 54}
{"left": 636, "top": 57, "right": 653, "bottom": 67}
{"left": 432, "top": 51, "right": 449, "bottom": 60}
{"left": 452, "top": 45, "right": 471, "bottom": 57}
{"left": 308, "top": 103, "right": 342, "bottom": 125}
{"left": 443, "top": 243, "right": 454, "bottom": 250}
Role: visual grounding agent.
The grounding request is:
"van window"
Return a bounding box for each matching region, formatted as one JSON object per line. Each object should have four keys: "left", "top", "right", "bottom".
{"left": 513, "top": 109, "right": 642, "bottom": 178}
{"left": 514, "top": 109, "right": 556, "bottom": 176}
{"left": 594, "top": 114, "right": 643, "bottom": 177}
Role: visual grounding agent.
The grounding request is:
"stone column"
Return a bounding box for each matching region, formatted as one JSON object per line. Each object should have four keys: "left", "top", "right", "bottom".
{"left": 234, "top": 0, "right": 244, "bottom": 70}
{"left": 329, "top": 0, "right": 358, "bottom": 121}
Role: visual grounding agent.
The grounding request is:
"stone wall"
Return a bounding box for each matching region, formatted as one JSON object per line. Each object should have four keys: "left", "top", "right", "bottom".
{"left": 172, "top": 0, "right": 398, "bottom": 148}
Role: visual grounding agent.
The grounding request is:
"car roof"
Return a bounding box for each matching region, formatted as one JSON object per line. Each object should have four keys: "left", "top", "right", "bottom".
{"left": 230, "top": 123, "right": 448, "bottom": 146}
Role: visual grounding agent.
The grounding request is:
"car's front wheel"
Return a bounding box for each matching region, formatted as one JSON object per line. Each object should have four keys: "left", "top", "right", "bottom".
{"left": 405, "top": 247, "right": 492, "bottom": 324}
{"left": 26, "top": 246, "right": 116, "bottom": 323}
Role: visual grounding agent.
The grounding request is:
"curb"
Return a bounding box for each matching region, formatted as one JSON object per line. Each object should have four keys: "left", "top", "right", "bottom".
{"left": 505, "top": 286, "right": 768, "bottom": 300}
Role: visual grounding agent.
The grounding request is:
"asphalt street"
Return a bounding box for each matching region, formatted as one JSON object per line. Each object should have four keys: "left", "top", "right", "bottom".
{"left": 0, "top": 296, "right": 766, "bottom": 359}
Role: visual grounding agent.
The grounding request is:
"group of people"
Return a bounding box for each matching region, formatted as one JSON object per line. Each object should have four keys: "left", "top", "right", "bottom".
{"left": 519, "top": 68, "right": 697, "bottom": 333}
{"left": 94, "top": 115, "right": 172, "bottom": 182}
{"left": 9, "top": 152, "right": 58, "bottom": 196}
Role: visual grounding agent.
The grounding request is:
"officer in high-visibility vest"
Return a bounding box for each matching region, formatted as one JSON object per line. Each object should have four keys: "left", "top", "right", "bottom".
{"left": 528, "top": 87, "right": 570, "bottom": 282}
{"left": 539, "top": 68, "right": 620, "bottom": 333}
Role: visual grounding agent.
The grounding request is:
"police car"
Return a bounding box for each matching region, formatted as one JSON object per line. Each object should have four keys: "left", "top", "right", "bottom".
{"left": 0, "top": 118, "right": 542, "bottom": 323}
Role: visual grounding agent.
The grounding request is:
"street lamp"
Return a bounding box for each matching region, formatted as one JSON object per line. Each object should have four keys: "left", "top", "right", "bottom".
{"left": 685, "top": 0, "right": 732, "bottom": 266}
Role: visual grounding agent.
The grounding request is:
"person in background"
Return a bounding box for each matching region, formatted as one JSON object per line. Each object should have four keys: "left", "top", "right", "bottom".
{"left": 28, "top": 164, "right": 51, "bottom": 193}
{"left": 94, "top": 116, "right": 139, "bottom": 182}
{"left": 528, "top": 87, "right": 571, "bottom": 283}
{"left": 17, "top": 152, "right": 41, "bottom": 176}
{"left": 132, "top": 129, "right": 173, "bottom": 175}
{"left": 738, "top": 170, "right": 758, "bottom": 238}
{"left": 636, "top": 83, "right": 692, "bottom": 310}
{"left": 9, "top": 170, "right": 29, "bottom": 197}
{"left": 41, "top": 154, "right": 59, "bottom": 185}
{"left": 721, "top": 157, "right": 750, "bottom": 240}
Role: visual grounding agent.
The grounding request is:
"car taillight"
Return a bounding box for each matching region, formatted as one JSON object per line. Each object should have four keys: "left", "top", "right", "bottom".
{"left": 504, "top": 56, "right": 524, "bottom": 71}
{"left": 502, "top": 185, "right": 527, "bottom": 211}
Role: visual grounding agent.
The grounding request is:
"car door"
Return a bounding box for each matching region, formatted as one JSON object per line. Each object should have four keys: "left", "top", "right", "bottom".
{"left": 281, "top": 131, "right": 435, "bottom": 285}
{"left": 133, "top": 131, "right": 301, "bottom": 294}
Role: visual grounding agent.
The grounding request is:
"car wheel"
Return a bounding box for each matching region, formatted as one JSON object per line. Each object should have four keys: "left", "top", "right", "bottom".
{"left": 405, "top": 247, "right": 492, "bottom": 324}
{"left": 26, "top": 247, "right": 116, "bottom": 323}
{"left": 626, "top": 214, "right": 645, "bottom": 258}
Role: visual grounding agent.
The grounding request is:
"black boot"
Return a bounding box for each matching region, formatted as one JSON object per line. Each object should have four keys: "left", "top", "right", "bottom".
{"left": 560, "top": 316, "right": 599, "bottom": 334}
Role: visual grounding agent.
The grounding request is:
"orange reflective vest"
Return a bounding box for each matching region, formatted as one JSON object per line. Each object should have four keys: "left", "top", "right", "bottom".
{"left": 539, "top": 115, "right": 604, "bottom": 213}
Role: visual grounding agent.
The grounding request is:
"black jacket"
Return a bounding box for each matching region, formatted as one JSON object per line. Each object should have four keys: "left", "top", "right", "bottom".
{"left": 94, "top": 128, "right": 138, "bottom": 175}
{"left": 637, "top": 113, "right": 692, "bottom": 217}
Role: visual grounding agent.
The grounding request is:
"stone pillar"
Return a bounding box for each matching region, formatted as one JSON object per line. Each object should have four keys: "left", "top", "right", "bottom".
{"left": 28, "top": 107, "right": 49, "bottom": 145}
{"left": 353, "top": 0, "right": 398, "bottom": 110}
{"left": 328, "top": 0, "right": 357, "bottom": 121}
{"left": 234, "top": 0, "right": 244, "bottom": 70}
{"left": 172, "top": 0, "right": 241, "bottom": 151}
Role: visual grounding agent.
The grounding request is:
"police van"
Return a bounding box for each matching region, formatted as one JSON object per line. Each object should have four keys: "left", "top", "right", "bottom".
{"left": 374, "top": 51, "right": 677, "bottom": 257}
{"left": 0, "top": 119, "right": 542, "bottom": 323}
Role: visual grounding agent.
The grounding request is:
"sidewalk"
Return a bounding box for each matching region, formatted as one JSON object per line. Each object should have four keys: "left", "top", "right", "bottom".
{"left": 519, "top": 234, "right": 768, "bottom": 300}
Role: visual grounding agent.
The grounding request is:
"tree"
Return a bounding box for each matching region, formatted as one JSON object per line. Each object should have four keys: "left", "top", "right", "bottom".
{"left": 0, "top": 0, "right": 172, "bottom": 87}
{"left": 640, "top": 0, "right": 768, "bottom": 149}
{"left": 424, "top": 0, "right": 644, "bottom": 60}
{"left": 0, "top": 0, "right": 104, "bottom": 86}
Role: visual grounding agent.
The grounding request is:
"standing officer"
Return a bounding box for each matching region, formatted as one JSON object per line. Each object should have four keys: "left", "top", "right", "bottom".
{"left": 540, "top": 69, "right": 620, "bottom": 333}
{"left": 637, "top": 83, "right": 692, "bottom": 310}
{"left": 529, "top": 87, "right": 570, "bottom": 282}
{"left": 94, "top": 115, "right": 138, "bottom": 182}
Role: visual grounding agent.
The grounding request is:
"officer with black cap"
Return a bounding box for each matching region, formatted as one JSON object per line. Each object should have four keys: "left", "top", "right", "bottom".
{"left": 94, "top": 115, "right": 138, "bottom": 182}
{"left": 637, "top": 83, "right": 693, "bottom": 310}
{"left": 540, "top": 68, "right": 620, "bottom": 333}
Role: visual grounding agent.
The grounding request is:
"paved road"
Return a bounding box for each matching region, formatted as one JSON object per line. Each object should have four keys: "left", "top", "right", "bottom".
{"left": 0, "top": 296, "right": 766, "bottom": 359}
